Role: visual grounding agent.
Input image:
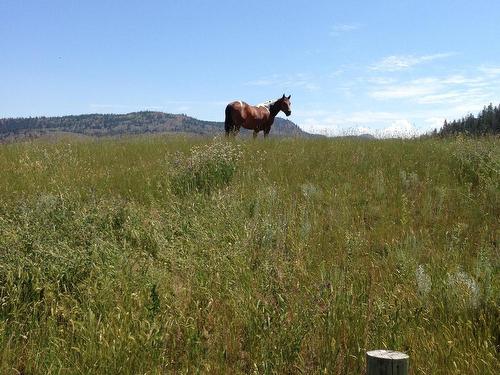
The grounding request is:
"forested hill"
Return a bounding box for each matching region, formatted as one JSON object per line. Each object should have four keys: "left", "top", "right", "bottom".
{"left": 0, "top": 111, "right": 311, "bottom": 141}
{"left": 438, "top": 103, "right": 500, "bottom": 136}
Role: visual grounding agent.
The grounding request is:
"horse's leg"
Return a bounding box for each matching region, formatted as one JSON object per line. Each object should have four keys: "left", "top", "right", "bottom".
{"left": 225, "top": 105, "right": 235, "bottom": 136}
{"left": 253, "top": 130, "right": 258, "bottom": 139}
{"left": 264, "top": 128, "right": 270, "bottom": 138}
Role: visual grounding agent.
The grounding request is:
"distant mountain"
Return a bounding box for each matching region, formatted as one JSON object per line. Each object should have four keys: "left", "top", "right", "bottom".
{"left": 0, "top": 111, "right": 313, "bottom": 141}
{"left": 357, "top": 133, "right": 376, "bottom": 139}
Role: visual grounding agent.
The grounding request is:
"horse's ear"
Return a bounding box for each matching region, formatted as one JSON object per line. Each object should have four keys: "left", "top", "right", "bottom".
{"left": 287, "top": 95, "right": 291, "bottom": 99}
{"left": 282, "top": 94, "right": 285, "bottom": 99}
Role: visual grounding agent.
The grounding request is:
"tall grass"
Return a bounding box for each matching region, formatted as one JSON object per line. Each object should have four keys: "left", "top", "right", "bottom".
{"left": 0, "top": 135, "right": 498, "bottom": 374}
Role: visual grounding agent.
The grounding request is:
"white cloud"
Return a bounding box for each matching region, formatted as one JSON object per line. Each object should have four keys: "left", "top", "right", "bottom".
{"left": 298, "top": 112, "right": 423, "bottom": 138}
{"left": 368, "top": 70, "right": 499, "bottom": 107}
{"left": 370, "top": 83, "right": 436, "bottom": 100}
{"left": 424, "top": 117, "right": 447, "bottom": 129}
{"left": 418, "top": 88, "right": 490, "bottom": 105}
{"left": 417, "top": 91, "right": 463, "bottom": 104}
{"left": 295, "top": 109, "right": 423, "bottom": 137}
{"left": 342, "top": 111, "right": 402, "bottom": 124}
{"left": 380, "top": 119, "right": 417, "bottom": 138}
{"left": 356, "top": 126, "right": 372, "bottom": 134}
{"left": 370, "top": 53, "right": 454, "bottom": 71}
{"left": 440, "top": 75, "right": 484, "bottom": 85}
{"left": 479, "top": 66, "right": 500, "bottom": 77}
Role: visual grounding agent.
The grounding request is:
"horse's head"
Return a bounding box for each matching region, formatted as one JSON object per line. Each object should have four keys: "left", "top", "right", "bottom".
{"left": 278, "top": 94, "right": 292, "bottom": 116}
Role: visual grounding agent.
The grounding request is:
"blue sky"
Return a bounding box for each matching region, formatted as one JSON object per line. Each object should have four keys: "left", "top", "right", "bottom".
{"left": 1, "top": 0, "right": 500, "bottom": 135}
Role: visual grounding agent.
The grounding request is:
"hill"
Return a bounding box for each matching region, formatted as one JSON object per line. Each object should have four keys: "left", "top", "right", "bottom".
{"left": 0, "top": 111, "right": 311, "bottom": 141}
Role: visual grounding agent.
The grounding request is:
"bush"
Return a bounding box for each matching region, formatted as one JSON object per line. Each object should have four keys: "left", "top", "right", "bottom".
{"left": 170, "top": 138, "right": 242, "bottom": 195}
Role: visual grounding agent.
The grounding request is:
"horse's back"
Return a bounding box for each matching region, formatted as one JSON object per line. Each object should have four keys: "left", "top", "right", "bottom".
{"left": 228, "top": 100, "right": 246, "bottom": 109}
{"left": 226, "top": 100, "right": 247, "bottom": 123}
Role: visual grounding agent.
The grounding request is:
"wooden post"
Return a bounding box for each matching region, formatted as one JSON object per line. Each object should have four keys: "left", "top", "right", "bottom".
{"left": 366, "top": 350, "right": 409, "bottom": 375}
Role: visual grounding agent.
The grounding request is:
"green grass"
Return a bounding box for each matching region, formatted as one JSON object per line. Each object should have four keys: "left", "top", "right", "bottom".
{"left": 0, "top": 135, "right": 498, "bottom": 374}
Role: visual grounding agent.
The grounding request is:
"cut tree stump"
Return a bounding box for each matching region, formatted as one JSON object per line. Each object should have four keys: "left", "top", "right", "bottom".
{"left": 366, "top": 350, "right": 409, "bottom": 375}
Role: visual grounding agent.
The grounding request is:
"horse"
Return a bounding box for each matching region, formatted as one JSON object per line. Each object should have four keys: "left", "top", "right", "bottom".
{"left": 224, "top": 94, "right": 292, "bottom": 138}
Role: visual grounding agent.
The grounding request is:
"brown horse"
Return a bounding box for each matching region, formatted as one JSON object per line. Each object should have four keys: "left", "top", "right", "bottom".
{"left": 224, "top": 94, "right": 292, "bottom": 138}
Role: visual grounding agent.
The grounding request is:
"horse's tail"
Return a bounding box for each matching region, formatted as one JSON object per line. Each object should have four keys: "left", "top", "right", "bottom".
{"left": 224, "top": 104, "right": 233, "bottom": 135}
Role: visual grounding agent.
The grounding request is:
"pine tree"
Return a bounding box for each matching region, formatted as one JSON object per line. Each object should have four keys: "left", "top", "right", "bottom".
{"left": 438, "top": 103, "right": 500, "bottom": 136}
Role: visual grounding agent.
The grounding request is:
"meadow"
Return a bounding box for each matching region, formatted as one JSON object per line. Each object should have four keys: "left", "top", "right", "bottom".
{"left": 0, "top": 135, "right": 498, "bottom": 374}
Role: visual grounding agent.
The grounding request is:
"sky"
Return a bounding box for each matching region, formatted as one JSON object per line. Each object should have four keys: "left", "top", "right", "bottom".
{"left": 1, "top": 0, "right": 500, "bottom": 136}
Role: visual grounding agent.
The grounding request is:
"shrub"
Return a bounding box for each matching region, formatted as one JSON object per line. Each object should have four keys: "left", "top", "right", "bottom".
{"left": 170, "top": 138, "right": 242, "bottom": 195}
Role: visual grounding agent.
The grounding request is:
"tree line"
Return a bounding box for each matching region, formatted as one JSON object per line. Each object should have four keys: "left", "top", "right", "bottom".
{"left": 438, "top": 103, "right": 500, "bottom": 136}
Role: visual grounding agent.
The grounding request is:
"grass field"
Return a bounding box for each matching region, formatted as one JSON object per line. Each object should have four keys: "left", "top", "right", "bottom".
{"left": 0, "top": 135, "right": 498, "bottom": 374}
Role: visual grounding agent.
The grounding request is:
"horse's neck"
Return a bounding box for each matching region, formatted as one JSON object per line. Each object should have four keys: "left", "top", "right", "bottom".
{"left": 269, "top": 102, "right": 280, "bottom": 118}
{"left": 255, "top": 100, "right": 280, "bottom": 119}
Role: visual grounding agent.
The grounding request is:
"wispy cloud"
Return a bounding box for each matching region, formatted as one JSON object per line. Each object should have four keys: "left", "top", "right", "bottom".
{"left": 370, "top": 82, "right": 436, "bottom": 100}
{"left": 368, "top": 70, "right": 499, "bottom": 107}
{"left": 479, "top": 65, "right": 500, "bottom": 77}
{"left": 330, "top": 23, "right": 361, "bottom": 37}
{"left": 370, "top": 53, "right": 454, "bottom": 71}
